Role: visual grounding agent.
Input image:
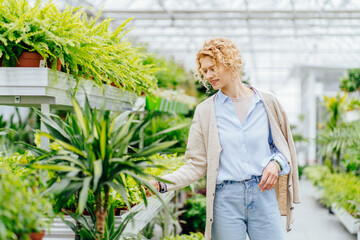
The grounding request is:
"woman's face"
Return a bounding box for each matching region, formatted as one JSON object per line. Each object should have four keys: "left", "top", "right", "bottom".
{"left": 199, "top": 56, "right": 233, "bottom": 90}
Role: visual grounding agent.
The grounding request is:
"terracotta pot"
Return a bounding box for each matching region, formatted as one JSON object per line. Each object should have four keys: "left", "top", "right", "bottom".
{"left": 29, "top": 230, "right": 45, "bottom": 240}
{"left": 16, "top": 52, "right": 61, "bottom": 71}
{"left": 16, "top": 52, "right": 44, "bottom": 68}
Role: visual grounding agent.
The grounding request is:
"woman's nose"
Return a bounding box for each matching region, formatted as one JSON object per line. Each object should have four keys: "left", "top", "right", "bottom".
{"left": 206, "top": 70, "right": 214, "bottom": 79}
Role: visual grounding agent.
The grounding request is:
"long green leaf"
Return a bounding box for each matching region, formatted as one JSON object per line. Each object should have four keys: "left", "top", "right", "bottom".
{"left": 34, "top": 108, "right": 71, "bottom": 141}
{"left": 111, "top": 211, "right": 138, "bottom": 239}
{"left": 105, "top": 180, "right": 130, "bottom": 209}
{"left": 124, "top": 171, "right": 173, "bottom": 215}
{"left": 100, "top": 117, "right": 107, "bottom": 160}
{"left": 78, "top": 176, "right": 92, "bottom": 214}
{"left": 134, "top": 141, "right": 178, "bottom": 157}
{"left": 31, "top": 164, "right": 79, "bottom": 172}
{"left": 55, "top": 139, "right": 86, "bottom": 158}
{"left": 147, "top": 122, "right": 190, "bottom": 139}
{"left": 46, "top": 155, "right": 87, "bottom": 170}
{"left": 72, "top": 98, "right": 89, "bottom": 139}
{"left": 92, "top": 159, "right": 102, "bottom": 192}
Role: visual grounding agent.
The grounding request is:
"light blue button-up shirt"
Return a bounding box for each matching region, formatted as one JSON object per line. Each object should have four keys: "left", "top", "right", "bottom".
{"left": 215, "top": 87, "right": 290, "bottom": 184}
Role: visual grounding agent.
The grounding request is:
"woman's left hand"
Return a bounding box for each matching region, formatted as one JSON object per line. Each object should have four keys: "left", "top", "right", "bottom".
{"left": 258, "top": 161, "right": 280, "bottom": 192}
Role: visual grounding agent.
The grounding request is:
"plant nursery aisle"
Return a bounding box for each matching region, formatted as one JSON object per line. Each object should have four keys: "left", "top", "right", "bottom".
{"left": 284, "top": 178, "right": 356, "bottom": 240}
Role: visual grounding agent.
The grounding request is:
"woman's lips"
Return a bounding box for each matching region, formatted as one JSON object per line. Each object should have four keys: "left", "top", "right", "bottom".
{"left": 210, "top": 79, "right": 219, "bottom": 85}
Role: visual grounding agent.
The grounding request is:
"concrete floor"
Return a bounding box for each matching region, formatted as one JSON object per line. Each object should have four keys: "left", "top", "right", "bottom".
{"left": 284, "top": 178, "right": 357, "bottom": 240}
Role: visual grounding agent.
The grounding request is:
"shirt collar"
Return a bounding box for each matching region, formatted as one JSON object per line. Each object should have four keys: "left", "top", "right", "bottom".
{"left": 216, "top": 85, "right": 262, "bottom": 104}
{"left": 217, "top": 89, "right": 230, "bottom": 104}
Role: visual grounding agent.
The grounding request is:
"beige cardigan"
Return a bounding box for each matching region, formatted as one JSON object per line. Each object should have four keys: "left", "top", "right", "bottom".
{"left": 162, "top": 86, "right": 300, "bottom": 239}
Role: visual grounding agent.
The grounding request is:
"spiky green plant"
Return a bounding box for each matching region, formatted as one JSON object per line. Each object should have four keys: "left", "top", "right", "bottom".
{"left": 26, "top": 96, "right": 184, "bottom": 239}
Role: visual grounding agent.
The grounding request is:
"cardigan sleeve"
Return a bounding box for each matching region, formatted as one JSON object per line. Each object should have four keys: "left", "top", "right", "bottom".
{"left": 160, "top": 106, "right": 207, "bottom": 191}
{"left": 275, "top": 98, "right": 301, "bottom": 204}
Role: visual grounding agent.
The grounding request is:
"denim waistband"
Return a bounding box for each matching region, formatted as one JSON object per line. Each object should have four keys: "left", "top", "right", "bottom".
{"left": 219, "top": 175, "right": 262, "bottom": 185}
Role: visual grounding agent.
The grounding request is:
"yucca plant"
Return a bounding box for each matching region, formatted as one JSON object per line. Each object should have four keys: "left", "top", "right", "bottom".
{"left": 26, "top": 96, "right": 184, "bottom": 239}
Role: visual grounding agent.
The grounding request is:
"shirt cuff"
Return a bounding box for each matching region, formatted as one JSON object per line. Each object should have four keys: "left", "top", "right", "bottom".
{"left": 272, "top": 146, "right": 290, "bottom": 176}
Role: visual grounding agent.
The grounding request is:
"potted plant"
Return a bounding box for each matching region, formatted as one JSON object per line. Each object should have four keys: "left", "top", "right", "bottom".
{"left": 0, "top": 165, "right": 54, "bottom": 240}
{"left": 0, "top": 0, "right": 158, "bottom": 95}
{"left": 340, "top": 68, "right": 360, "bottom": 92}
{"left": 27, "top": 96, "right": 185, "bottom": 239}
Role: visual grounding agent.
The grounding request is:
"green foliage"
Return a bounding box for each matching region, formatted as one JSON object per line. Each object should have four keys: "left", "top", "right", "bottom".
{"left": 305, "top": 165, "right": 360, "bottom": 218}
{"left": 320, "top": 173, "right": 360, "bottom": 218}
{"left": 297, "top": 165, "right": 307, "bottom": 179}
{"left": 108, "top": 154, "right": 185, "bottom": 209}
{"left": 340, "top": 68, "right": 360, "bottom": 92}
{"left": 0, "top": 0, "right": 158, "bottom": 95}
{"left": 0, "top": 165, "right": 54, "bottom": 239}
{"left": 317, "top": 93, "right": 351, "bottom": 171}
{"left": 139, "top": 112, "right": 192, "bottom": 151}
{"left": 0, "top": 108, "right": 39, "bottom": 154}
{"left": 27, "top": 96, "right": 179, "bottom": 238}
{"left": 303, "top": 165, "right": 331, "bottom": 187}
{"left": 161, "top": 232, "right": 204, "bottom": 240}
{"left": 140, "top": 221, "right": 156, "bottom": 239}
{"left": 180, "top": 194, "right": 206, "bottom": 234}
{"left": 322, "top": 93, "right": 347, "bottom": 130}
{"left": 317, "top": 120, "right": 360, "bottom": 174}
{"left": 143, "top": 54, "right": 191, "bottom": 90}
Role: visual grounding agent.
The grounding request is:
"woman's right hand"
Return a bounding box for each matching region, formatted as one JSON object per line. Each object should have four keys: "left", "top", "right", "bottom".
{"left": 145, "top": 180, "right": 159, "bottom": 197}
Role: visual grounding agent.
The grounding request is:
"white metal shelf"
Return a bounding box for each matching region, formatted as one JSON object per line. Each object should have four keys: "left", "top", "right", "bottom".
{"left": 0, "top": 67, "right": 140, "bottom": 111}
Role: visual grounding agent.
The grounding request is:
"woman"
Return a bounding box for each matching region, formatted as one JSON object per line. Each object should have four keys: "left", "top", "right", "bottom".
{"left": 149, "top": 38, "right": 300, "bottom": 240}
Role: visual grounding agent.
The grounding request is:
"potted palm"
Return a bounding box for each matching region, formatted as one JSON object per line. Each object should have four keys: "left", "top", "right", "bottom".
{"left": 27, "top": 96, "right": 185, "bottom": 239}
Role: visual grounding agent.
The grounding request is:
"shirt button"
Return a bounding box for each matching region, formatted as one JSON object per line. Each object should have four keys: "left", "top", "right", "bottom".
{"left": 212, "top": 193, "right": 215, "bottom": 196}
{"left": 210, "top": 219, "right": 213, "bottom": 222}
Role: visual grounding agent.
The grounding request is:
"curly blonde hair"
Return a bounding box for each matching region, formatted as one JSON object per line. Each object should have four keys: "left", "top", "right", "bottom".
{"left": 195, "top": 38, "right": 243, "bottom": 91}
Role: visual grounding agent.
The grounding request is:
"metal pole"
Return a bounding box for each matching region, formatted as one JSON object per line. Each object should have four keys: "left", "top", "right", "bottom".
{"left": 40, "top": 104, "right": 50, "bottom": 150}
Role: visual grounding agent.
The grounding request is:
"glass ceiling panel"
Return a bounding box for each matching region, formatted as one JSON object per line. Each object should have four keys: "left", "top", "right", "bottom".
{"left": 50, "top": 0, "right": 360, "bottom": 119}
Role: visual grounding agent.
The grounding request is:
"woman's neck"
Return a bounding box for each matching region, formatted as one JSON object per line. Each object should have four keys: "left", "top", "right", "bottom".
{"left": 221, "top": 80, "right": 253, "bottom": 98}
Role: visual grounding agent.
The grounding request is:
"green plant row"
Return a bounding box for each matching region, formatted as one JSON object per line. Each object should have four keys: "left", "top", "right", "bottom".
{"left": 304, "top": 165, "right": 360, "bottom": 218}
{"left": 0, "top": 0, "right": 158, "bottom": 95}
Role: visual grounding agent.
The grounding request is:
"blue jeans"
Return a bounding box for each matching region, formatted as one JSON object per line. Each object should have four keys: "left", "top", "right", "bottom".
{"left": 212, "top": 175, "right": 285, "bottom": 240}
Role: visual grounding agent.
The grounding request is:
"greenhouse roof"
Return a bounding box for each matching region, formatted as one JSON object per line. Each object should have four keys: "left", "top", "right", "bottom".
{"left": 82, "top": 0, "right": 360, "bottom": 90}
{"left": 58, "top": 0, "right": 360, "bottom": 121}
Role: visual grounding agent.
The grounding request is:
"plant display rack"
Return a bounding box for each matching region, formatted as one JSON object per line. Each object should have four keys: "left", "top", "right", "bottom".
{"left": 331, "top": 203, "right": 360, "bottom": 239}
{"left": 0, "top": 67, "right": 145, "bottom": 148}
{"left": 43, "top": 192, "right": 174, "bottom": 240}
{"left": 0, "top": 67, "right": 141, "bottom": 111}
{"left": 311, "top": 183, "right": 360, "bottom": 239}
